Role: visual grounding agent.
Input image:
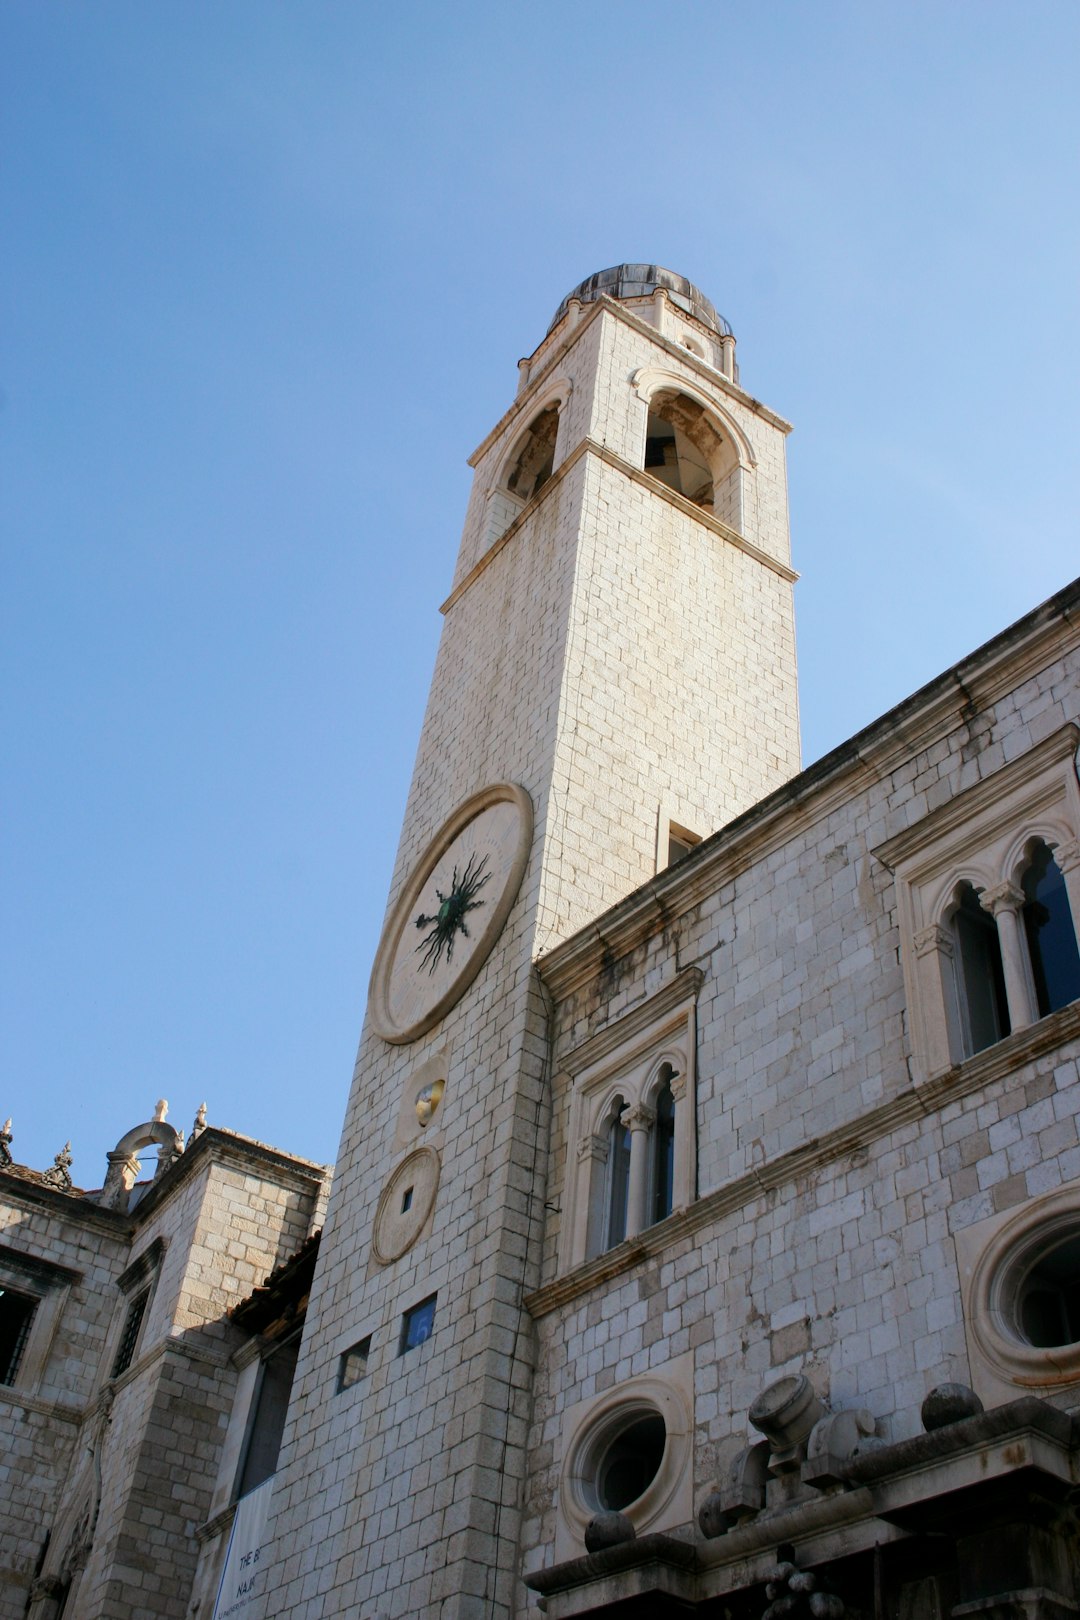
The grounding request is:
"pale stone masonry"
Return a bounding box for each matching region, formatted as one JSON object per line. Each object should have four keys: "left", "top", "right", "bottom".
{"left": 5, "top": 267, "right": 1080, "bottom": 1617}
{"left": 0, "top": 1119, "right": 328, "bottom": 1618}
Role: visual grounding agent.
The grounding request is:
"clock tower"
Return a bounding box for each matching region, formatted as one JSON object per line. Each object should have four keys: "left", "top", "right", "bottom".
{"left": 263, "top": 267, "right": 800, "bottom": 1619}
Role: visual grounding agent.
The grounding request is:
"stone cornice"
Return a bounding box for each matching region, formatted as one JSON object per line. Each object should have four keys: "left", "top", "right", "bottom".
{"left": 525, "top": 1004, "right": 1080, "bottom": 1318}
{"left": 535, "top": 579, "right": 1080, "bottom": 999}
{"left": 442, "top": 438, "right": 794, "bottom": 618}
{"left": 0, "top": 1383, "right": 84, "bottom": 1426}
{"left": 556, "top": 969, "right": 704, "bottom": 1075}
{"left": 873, "top": 723, "right": 1080, "bottom": 871}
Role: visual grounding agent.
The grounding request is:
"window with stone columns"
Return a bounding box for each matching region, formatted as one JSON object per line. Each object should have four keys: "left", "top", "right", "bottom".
{"left": 558, "top": 970, "right": 701, "bottom": 1271}
{"left": 876, "top": 727, "right": 1080, "bottom": 1081}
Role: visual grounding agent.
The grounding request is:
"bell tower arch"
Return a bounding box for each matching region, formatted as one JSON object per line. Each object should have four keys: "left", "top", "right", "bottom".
{"left": 262, "top": 266, "right": 801, "bottom": 1619}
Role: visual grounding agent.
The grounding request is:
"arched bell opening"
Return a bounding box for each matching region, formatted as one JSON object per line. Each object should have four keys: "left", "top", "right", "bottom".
{"left": 643, "top": 390, "right": 739, "bottom": 517}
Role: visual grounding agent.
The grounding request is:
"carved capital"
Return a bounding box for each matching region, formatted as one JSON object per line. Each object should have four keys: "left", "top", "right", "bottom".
{"left": 668, "top": 1072, "right": 687, "bottom": 1103}
{"left": 623, "top": 1103, "right": 656, "bottom": 1133}
{"left": 1054, "top": 837, "right": 1080, "bottom": 875}
{"left": 914, "top": 922, "right": 953, "bottom": 959}
{"left": 577, "top": 1133, "right": 607, "bottom": 1165}
{"left": 980, "top": 881, "right": 1025, "bottom": 918}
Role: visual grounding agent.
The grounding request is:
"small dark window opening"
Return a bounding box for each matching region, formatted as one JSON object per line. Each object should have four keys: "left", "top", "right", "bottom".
{"left": 111, "top": 1287, "right": 150, "bottom": 1379}
{"left": 596, "top": 1414, "right": 666, "bottom": 1511}
{"left": 400, "top": 1187, "right": 414, "bottom": 1214}
{"left": 667, "top": 823, "right": 701, "bottom": 867}
{"left": 1018, "top": 1233, "right": 1080, "bottom": 1348}
{"left": 606, "top": 1106, "right": 632, "bottom": 1249}
{"left": 337, "top": 1335, "right": 371, "bottom": 1393}
{"left": 651, "top": 1077, "right": 676, "bottom": 1227}
{"left": 1022, "top": 842, "right": 1080, "bottom": 1017}
{"left": 400, "top": 1294, "right": 436, "bottom": 1354}
{"left": 0, "top": 1286, "right": 37, "bottom": 1385}
{"left": 237, "top": 1334, "right": 301, "bottom": 1498}
{"left": 954, "top": 883, "right": 1010, "bottom": 1055}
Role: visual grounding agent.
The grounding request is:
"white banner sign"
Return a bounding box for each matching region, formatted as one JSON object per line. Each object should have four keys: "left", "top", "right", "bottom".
{"left": 212, "top": 1478, "right": 275, "bottom": 1620}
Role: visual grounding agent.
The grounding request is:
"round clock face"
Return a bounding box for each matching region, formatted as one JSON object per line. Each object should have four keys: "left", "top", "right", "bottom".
{"left": 368, "top": 783, "right": 533, "bottom": 1044}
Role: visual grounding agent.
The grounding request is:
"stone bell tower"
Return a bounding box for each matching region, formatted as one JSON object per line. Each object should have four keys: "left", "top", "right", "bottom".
{"left": 262, "top": 266, "right": 800, "bottom": 1618}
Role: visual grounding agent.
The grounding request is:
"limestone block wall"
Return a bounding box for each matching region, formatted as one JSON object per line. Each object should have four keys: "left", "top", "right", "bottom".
{"left": 535, "top": 451, "right": 799, "bottom": 948}
{"left": 522, "top": 599, "right": 1080, "bottom": 1605}
{"left": 0, "top": 1190, "right": 129, "bottom": 1615}
{"left": 0, "top": 1132, "right": 328, "bottom": 1620}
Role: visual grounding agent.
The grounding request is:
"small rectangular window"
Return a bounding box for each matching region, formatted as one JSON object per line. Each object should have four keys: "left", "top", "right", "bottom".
{"left": 667, "top": 823, "right": 702, "bottom": 867}
{"left": 0, "top": 1287, "right": 37, "bottom": 1385}
{"left": 111, "top": 1287, "right": 150, "bottom": 1378}
{"left": 337, "top": 1335, "right": 371, "bottom": 1393}
{"left": 399, "top": 1294, "right": 436, "bottom": 1354}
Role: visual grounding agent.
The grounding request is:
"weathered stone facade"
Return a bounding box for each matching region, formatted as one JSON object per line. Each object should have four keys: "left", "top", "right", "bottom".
{"left": 5, "top": 266, "right": 1080, "bottom": 1618}
{"left": 261, "top": 269, "right": 1080, "bottom": 1619}
{"left": 0, "top": 1114, "right": 328, "bottom": 1618}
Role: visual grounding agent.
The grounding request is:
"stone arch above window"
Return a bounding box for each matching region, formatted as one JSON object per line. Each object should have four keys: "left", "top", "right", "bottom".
{"left": 558, "top": 970, "right": 701, "bottom": 1272}
{"left": 875, "top": 726, "right": 1080, "bottom": 1082}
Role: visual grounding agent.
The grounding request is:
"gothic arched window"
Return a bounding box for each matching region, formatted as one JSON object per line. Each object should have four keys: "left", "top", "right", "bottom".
{"left": 1021, "top": 841, "right": 1080, "bottom": 1017}
{"left": 605, "top": 1104, "right": 632, "bottom": 1251}
{"left": 650, "top": 1072, "right": 676, "bottom": 1227}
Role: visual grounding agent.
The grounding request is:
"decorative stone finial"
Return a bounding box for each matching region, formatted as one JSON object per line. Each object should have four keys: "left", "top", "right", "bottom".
{"left": 0, "top": 1118, "right": 12, "bottom": 1168}
{"left": 584, "top": 1511, "right": 635, "bottom": 1553}
{"left": 191, "top": 1102, "right": 207, "bottom": 1139}
{"left": 921, "top": 1384, "right": 984, "bottom": 1431}
{"left": 153, "top": 1099, "right": 168, "bottom": 1123}
{"left": 42, "top": 1142, "right": 74, "bottom": 1192}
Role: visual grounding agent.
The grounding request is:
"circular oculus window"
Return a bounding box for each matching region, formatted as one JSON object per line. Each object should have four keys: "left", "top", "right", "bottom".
{"left": 969, "top": 1193, "right": 1080, "bottom": 1384}
{"left": 560, "top": 1378, "right": 690, "bottom": 1543}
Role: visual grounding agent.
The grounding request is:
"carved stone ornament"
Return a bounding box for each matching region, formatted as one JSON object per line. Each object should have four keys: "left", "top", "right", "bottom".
{"left": 0, "top": 1118, "right": 12, "bottom": 1168}
{"left": 42, "top": 1142, "right": 74, "bottom": 1191}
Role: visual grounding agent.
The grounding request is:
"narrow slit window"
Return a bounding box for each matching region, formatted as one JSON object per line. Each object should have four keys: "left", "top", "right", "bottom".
{"left": 606, "top": 1109, "right": 632, "bottom": 1249}
{"left": 650, "top": 1075, "right": 676, "bottom": 1227}
{"left": 111, "top": 1287, "right": 150, "bottom": 1378}
{"left": 0, "top": 1287, "right": 37, "bottom": 1385}
{"left": 953, "top": 883, "right": 1010, "bottom": 1055}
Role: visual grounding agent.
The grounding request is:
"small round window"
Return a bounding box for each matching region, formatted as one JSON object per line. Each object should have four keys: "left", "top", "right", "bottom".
{"left": 594, "top": 1414, "right": 666, "bottom": 1511}
{"left": 578, "top": 1406, "right": 667, "bottom": 1514}
{"left": 966, "top": 1194, "right": 1080, "bottom": 1389}
{"left": 1016, "top": 1231, "right": 1080, "bottom": 1348}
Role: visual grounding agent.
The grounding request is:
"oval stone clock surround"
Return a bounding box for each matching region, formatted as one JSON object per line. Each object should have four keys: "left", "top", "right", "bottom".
{"left": 368, "top": 782, "right": 533, "bottom": 1044}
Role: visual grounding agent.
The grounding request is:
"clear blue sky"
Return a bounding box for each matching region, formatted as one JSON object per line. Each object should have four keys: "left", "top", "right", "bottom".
{"left": 3, "top": 1, "right": 1078, "bottom": 1185}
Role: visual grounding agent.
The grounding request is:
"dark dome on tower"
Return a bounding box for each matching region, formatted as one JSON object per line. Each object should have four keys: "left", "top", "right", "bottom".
{"left": 549, "top": 264, "right": 731, "bottom": 337}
